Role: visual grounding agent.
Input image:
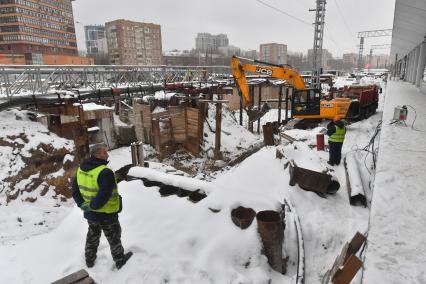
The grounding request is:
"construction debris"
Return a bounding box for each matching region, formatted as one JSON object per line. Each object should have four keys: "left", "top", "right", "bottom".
{"left": 322, "top": 232, "right": 366, "bottom": 284}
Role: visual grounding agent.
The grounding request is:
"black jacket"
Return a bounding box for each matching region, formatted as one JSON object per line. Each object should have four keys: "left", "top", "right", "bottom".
{"left": 72, "top": 157, "right": 122, "bottom": 222}
{"left": 327, "top": 120, "right": 345, "bottom": 139}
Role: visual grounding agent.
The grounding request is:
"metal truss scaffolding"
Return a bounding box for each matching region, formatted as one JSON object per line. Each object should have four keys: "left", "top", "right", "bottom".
{"left": 0, "top": 65, "right": 231, "bottom": 97}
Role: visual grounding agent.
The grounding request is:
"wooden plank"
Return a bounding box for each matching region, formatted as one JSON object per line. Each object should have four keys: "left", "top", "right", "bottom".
{"left": 187, "top": 119, "right": 198, "bottom": 124}
{"left": 187, "top": 108, "right": 199, "bottom": 114}
{"left": 171, "top": 121, "right": 186, "bottom": 128}
{"left": 51, "top": 269, "right": 89, "bottom": 284}
{"left": 332, "top": 255, "right": 363, "bottom": 284}
{"left": 347, "top": 232, "right": 366, "bottom": 257}
{"left": 188, "top": 123, "right": 198, "bottom": 128}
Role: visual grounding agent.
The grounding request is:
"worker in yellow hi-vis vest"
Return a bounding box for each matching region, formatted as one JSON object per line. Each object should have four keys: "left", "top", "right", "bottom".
{"left": 327, "top": 116, "right": 346, "bottom": 166}
{"left": 72, "top": 144, "right": 133, "bottom": 269}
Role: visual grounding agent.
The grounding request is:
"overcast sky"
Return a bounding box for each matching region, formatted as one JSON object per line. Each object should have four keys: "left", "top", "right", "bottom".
{"left": 72, "top": 0, "right": 395, "bottom": 57}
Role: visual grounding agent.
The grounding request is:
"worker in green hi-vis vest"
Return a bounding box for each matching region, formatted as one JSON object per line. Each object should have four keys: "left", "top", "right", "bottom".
{"left": 72, "top": 144, "right": 133, "bottom": 269}
{"left": 327, "top": 116, "right": 347, "bottom": 166}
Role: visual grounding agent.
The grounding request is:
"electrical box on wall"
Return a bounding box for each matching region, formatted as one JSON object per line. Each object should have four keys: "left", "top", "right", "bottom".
{"left": 393, "top": 105, "right": 408, "bottom": 121}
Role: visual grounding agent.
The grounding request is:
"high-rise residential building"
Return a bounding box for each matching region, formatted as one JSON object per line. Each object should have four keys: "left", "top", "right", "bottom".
{"left": 307, "top": 48, "right": 332, "bottom": 69}
{"left": 218, "top": 45, "right": 240, "bottom": 57}
{"left": 105, "top": 19, "right": 162, "bottom": 65}
{"left": 195, "top": 33, "right": 228, "bottom": 52}
{"left": 0, "top": 0, "right": 77, "bottom": 56}
{"left": 243, "top": 50, "right": 259, "bottom": 60}
{"left": 84, "top": 25, "right": 107, "bottom": 56}
{"left": 259, "top": 43, "right": 287, "bottom": 65}
{"left": 342, "top": 53, "right": 358, "bottom": 66}
{"left": 369, "top": 54, "right": 390, "bottom": 68}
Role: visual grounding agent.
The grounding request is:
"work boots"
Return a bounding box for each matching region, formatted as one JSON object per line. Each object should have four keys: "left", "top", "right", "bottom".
{"left": 116, "top": 251, "right": 133, "bottom": 269}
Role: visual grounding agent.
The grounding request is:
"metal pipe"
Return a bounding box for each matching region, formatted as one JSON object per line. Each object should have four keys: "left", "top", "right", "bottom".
{"left": 256, "top": 210, "right": 285, "bottom": 273}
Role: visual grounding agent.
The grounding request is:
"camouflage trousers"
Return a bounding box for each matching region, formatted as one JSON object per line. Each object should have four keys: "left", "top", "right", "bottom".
{"left": 85, "top": 217, "right": 125, "bottom": 264}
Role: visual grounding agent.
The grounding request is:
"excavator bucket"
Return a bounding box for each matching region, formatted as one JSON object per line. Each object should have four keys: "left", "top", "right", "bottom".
{"left": 247, "top": 103, "right": 271, "bottom": 122}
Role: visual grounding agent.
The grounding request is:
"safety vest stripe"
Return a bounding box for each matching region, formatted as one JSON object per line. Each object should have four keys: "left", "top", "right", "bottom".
{"left": 81, "top": 193, "right": 94, "bottom": 200}
{"left": 80, "top": 192, "right": 119, "bottom": 201}
{"left": 78, "top": 185, "right": 98, "bottom": 192}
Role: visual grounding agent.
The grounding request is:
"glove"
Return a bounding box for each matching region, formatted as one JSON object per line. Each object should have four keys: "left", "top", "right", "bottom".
{"left": 80, "top": 202, "right": 92, "bottom": 212}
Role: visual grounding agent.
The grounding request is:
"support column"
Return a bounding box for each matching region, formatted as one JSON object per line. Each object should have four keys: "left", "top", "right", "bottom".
{"left": 416, "top": 38, "right": 426, "bottom": 88}
{"left": 214, "top": 102, "right": 222, "bottom": 160}
{"left": 412, "top": 46, "right": 420, "bottom": 84}
{"left": 409, "top": 50, "right": 416, "bottom": 83}
{"left": 393, "top": 54, "right": 398, "bottom": 79}
{"left": 407, "top": 51, "right": 414, "bottom": 83}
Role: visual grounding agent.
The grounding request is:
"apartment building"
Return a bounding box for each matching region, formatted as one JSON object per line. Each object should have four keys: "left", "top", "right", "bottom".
{"left": 105, "top": 19, "right": 162, "bottom": 65}
{"left": 84, "top": 25, "right": 107, "bottom": 56}
{"left": 0, "top": 0, "right": 77, "bottom": 56}
{"left": 369, "top": 54, "right": 390, "bottom": 68}
{"left": 342, "top": 53, "right": 358, "bottom": 66}
{"left": 259, "top": 43, "right": 287, "bottom": 65}
{"left": 307, "top": 48, "right": 333, "bottom": 69}
{"left": 195, "top": 33, "right": 228, "bottom": 52}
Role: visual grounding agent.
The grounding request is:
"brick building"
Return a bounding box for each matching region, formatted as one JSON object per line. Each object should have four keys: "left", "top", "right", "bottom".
{"left": 0, "top": 0, "right": 77, "bottom": 55}
{"left": 0, "top": 0, "right": 93, "bottom": 64}
{"left": 105, "top": 19, "right": 162, "bottom": 65}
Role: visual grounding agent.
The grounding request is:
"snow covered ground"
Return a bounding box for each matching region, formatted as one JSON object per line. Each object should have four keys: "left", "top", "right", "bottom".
{"left": 2, "top": 77, "right": 410, "bottom": 284}
{"left": 0, "top": 121, "right": 382, "bottom": 283}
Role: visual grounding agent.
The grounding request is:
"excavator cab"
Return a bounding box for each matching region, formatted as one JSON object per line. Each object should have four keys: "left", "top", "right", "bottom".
{"left": 291, "top": 88, "right": 321, "bottom": 117}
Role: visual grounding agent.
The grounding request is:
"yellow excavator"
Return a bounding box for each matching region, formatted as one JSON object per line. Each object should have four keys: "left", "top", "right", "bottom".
{"left": 231, "top": 56, "right": 354, "bottom": 122}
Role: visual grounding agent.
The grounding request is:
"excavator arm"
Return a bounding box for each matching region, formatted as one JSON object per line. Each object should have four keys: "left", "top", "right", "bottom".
{"left": 231, "top": 56, "right": 306, "bottom": 106}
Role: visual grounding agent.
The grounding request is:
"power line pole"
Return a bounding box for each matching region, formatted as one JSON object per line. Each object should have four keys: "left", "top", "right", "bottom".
{"left": 309, "top": 0, "right": 326, "bottom": 90}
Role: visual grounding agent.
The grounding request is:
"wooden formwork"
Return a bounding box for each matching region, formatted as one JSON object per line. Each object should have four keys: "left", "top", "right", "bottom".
{"left": 142, "top": 104, "right": 204, "bottom": 159}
